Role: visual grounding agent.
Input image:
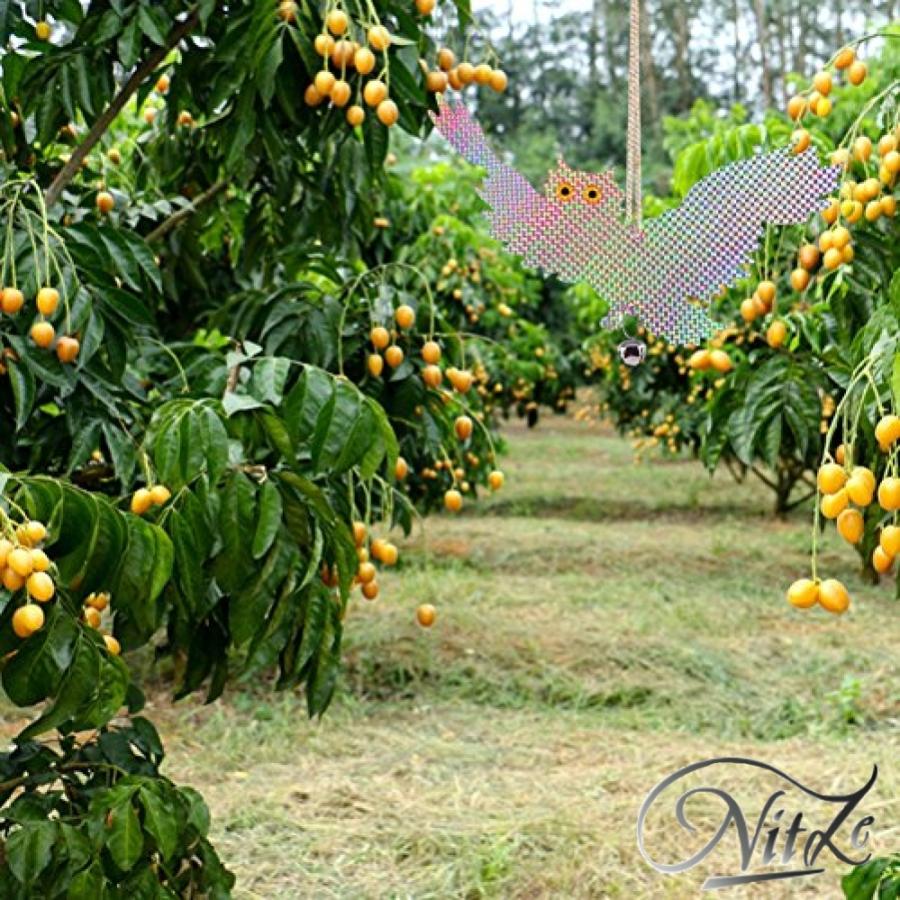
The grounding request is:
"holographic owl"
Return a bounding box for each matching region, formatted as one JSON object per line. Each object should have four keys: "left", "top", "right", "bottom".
{"left": 431, "top": 100, "right": 839, "bottom": 344}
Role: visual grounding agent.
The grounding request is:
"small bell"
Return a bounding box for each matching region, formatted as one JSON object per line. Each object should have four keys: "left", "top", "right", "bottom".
{"left": 617, "top": 337, "right": 646, "bottom": 367}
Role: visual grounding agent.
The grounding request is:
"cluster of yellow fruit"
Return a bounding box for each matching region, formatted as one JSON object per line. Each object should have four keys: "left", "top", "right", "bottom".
{"left": 787, "top": 414, "right": 900, "bottom": 614}
{"left": 0, "top": 285, "right": 80, "bottom": 363}
{"left": 294, "top": 1, "right": 505, "bottom": 129}
{"left": 687, "top": 346, "right": 733, "bottom": 373}
{"left": 2, "top": 520, "right": 56, "bottom": 639}
{"left": 130, "top": 484, "right": 172, "bottom": 515}
{"left": 788, "top": 45, "right": 869, "bottom": 151}
{"left": 82, "top": 591, "right": 120, "bottom": 655}
{"left": 787, "top": 45, "right": 898, "bottom": 285}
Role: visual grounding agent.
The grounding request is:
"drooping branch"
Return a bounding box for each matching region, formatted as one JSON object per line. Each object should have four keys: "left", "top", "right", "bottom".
{"left": 44, "top": 10, "right": 199, "bottom": 208}
{"left": 146, "top": 180, "right": 228, "bottom": 243}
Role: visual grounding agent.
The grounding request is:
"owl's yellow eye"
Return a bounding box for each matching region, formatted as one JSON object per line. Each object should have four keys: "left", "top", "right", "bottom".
{"left": 583, "top": 184, "right": 603, "bottom": 205}
{"left": 556, "top": 182, "right": 575, "bottom": 202}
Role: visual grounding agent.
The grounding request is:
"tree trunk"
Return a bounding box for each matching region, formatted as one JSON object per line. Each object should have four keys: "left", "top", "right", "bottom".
{"left": 732, "top": 0, "right": 742, "bottom": 104}
{"left": 751, "top": 0, "right": 773, "bottom": 109}
{"left": 638, "top": 0, "right": 660, "bottom": 137}
{"left": 671, "top": 0, "right": 693, "bottom": 112}
{"left": 602, "top": 0, "right": 619, "bottom": 90}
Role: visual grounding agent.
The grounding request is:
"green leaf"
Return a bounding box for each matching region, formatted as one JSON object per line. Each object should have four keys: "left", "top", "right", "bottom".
{"left": 139, "top": 784, "right": 178, "bottom": 860}
{"left": 6, "top": 821, "right": 55, "bottom": 885}
{"left": 252, "top": 480, "right": 283, "bottom": 559}
{"left": 2, "top": 609, "right": 78, "bottom": 707}
{"left": 106, "top": 798, "right": 143, "bottom": 872}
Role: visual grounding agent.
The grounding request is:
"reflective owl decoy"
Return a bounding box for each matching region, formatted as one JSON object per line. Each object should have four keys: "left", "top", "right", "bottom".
{"left": 431, "top": 99, "right": 840, "bottom": 345}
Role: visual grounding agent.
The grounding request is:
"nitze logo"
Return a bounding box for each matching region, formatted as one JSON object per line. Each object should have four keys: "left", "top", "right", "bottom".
{"left": 637, "top": 757, "right": 877, "bottom": 891}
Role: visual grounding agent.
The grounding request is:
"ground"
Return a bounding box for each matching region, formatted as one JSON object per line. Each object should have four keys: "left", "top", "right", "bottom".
{"left": 4, "top": 416, "right": 898, "bottom": 898}
{"left": 154, "top": 415, "right": 899, "bottom": 899}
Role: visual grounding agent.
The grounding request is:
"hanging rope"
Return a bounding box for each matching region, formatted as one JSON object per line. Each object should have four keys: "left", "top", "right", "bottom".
{"left": 625, "top": 0, "right": 642, "bottom": 225}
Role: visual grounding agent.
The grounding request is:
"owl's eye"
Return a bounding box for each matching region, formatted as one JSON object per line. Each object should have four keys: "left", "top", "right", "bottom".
{"left": 556, "top": 182, "right": 575, "bottom": 202}
{"left": 583, "top": 184, "right": 603, "bottom": 205}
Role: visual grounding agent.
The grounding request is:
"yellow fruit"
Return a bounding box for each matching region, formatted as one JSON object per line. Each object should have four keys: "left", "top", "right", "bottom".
{"left": 823, "top": 247, "right": 842, "bottom": 270}
{"left": 489, "top": 69, "right": 508, "bottom": 93}
{"left": 836, "top": 508, "right": 863, "bottom": 544}
{"left": 473, "top": 64, "right": 493, "bottom": 85}
{"left": 416, "top": 603, "right": 436, "bottom": 627}
{"left": 853, "top": 135, "right": 873, "bottom": 161}
{"left": 304, "top": 84, "right": 324, "bottom": 107}
{"left": 884, "top": 150, "right": 900, "bottom": 174}
{"left": 813, "top": 71, "right": 832, "bottom": 95}
{"left": 875, "top": 414, "right": 900, "bottom": 449}
{"left": 820, "top": 489, "right": 848, "bottom": 519}
{"left": 30, "top": 321, "right": 55, "bottom": 348}
{"left": 766, "top": 320, "right": 787, "bottom": 348}
{"left": 84, "top": 607, "right": 102, "bottom": 629}
{"left": 363, "top": 80, "right": 388, "bottom": 107}
{"left": 831, "top": 225, "right": 850, "bottom": 249}
{"left": 454, "top": 415, "right": 474, "bottom": 440}
{"left": 817, "top": 462, "right": 847, "bottom": 494}
{"left": 881, "top": 525, "right": 900, "bottom": 557}
{"left": 815, "top": 96, "right": 832, "bottom": 117}
{"left": 131, "top": 488, "right": 153, "bottom": 516}
{"left": 367, "top": 353, "right": 384, "bottom": 377}
{"left": 12, "top": 604, "right": 44, "bottom": 638}
{"left": 426, "top": 71, "right": 448, "bottom": 93}
{"left": 791, "top": 129, "right": 810, "bottom": 154}
{"left": 314, "top": 70, "right": 336, "bottom": 97}
{"left": 86, "top": 592, "right": 109, "bottom": 611}
{"left": 444, "top": 489, "right": 463, "bottom": 512}
{"left": 361, "top": 580, "right": 379, "bottom": 600}
{"left": 786, "top": 578, "right": 819, "bottom": 609}
{"left": 790, "top": 269, "right": 810, "bottom": 292}
{"left": 1, "top": 287, "right": 24, "bottom": 314}
{"left": 847, "top": 60, "right": 867, "bottom": 86}
{"left": 56, "top": 336, "right": 80, "bottom": 364}
{"left": 818, "top": 578, "right": 850, "bottom": 614}
{"left": 878, "top": 477, "right": 900, "bottom": 511}
{"left": 370, "top": 325, "right": 390, "bottom": 349}
{"left": 488, "top": 470, "right": 504, "bottom": 490}
{"left": 834, "top": 47, "right": 855, "bottom": 69}
{"left": 330, "top": 79, "right": 351, "bottom": 107}
{"left": 395, "top": 457, "right": 408, "bottom": 480}
{"left": 421, "top": 340, "right": 441, "bottom": 364}
{"left": 437, "top": 48, "right": 455, "bottom": 71}
{"left": 26, "top": 571, "right": 55, "bottom": 602}
{"left": 395, "top": 305, "right": 415, "bottom": 329}
{"left": 326, "top": 9, "right": 348, "bottom": 35}
{"left": 8, "top": 547, "right": 34, "bottom": 578}
{"left": 357, "top": 561, "right": 376, "bottom": 584}
{"left": 786, "top": 95, "right": 806, "bottom": 120}
{"left": 155, "top": 73, "right": 171, "bottom": 93}
{"left": 379, "top": 542, "right": 398, "bottom": 566}
{"left": 346, "top": 105, "right": 365, "bottom": 127}
{"left": 0, "top": 539, "right": 11, "bottom": 568}
{"left": 846, "top": 475, "right": 873, "bottom": 507}
{"left": 740, "top": 298, "right": 757, "bottom": 322}
{"left": 96, "top": 191, "right": 115, "bottom": 214}
{"left": 873, "top": 546, "right": 894, "bottom": 574}
{"left": 368, "top": 25, "right": 391, "bottom": 50}
{"left": 422, "top": 364, "right": 442, "bottom": 388}
{"left": 709, "top": 350, "right": 732, "bottom": 373}
{"left": 688, "top": 349, "right": 711, "bottom": 370}
{"left": 103, "top": 634, "right": 121, "bottom": 655}
{"left": 376, "top": 99, "right": 399, "bottom": 127}
{"left": 354, "top": 47, "right": 376, "bottom": 74}
{"left": 384, "top": 345, "right": 404, "bottom": 368}
{"left": 36, "top": 287, "right": 59, "bottom": 316}
{"left": 150, "top": 485, "right": 171, "bottom": 506}
{"left": 449, "top": 368, "right": 474, "bottom": 393}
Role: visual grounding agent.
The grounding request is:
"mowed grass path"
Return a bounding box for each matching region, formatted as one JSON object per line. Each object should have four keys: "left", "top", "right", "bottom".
{"left": 156, "top": 416, "right": 899, "bottom": 899}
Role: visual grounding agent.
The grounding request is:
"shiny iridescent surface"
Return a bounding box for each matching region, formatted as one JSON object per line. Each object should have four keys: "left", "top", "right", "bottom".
{"left": 431, "top": 100, "right": 839, "bottom": 344}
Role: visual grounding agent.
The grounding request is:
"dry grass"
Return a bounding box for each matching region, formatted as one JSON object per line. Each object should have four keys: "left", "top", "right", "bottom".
{"left": 150, "top": 415, "right": 900, "bottom": 898}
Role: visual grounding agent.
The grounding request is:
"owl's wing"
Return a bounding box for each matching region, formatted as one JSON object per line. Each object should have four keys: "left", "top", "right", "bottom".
{"left": 430, "top": 99, "right": 573, "bottom": 279}
{"left": 644, "top": 148, "right": 839, "bottom": 305}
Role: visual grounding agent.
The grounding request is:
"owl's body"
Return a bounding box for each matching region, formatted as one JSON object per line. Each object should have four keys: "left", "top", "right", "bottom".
{"left": 432, "top": 101, "right": 839, "bottom": 344}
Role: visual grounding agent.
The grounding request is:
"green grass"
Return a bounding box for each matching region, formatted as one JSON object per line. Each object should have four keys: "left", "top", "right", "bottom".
{"left": 150, "top": 416, "right": 899, "bottom": 898}
{"left": 6, "top": 416, "right": 898, "bottom": 897}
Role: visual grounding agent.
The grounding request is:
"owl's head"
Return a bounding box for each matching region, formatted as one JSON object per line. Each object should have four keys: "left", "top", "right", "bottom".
{"left": 544, "top": 160, "right": 622, "bottom": 217}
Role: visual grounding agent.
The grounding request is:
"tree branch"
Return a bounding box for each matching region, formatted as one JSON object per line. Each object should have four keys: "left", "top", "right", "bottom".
{"left": 146, "top": 180, "right": 228, "bottom": 243}
{"left": 44, "top": 10, "right": 200, "bottom": 208}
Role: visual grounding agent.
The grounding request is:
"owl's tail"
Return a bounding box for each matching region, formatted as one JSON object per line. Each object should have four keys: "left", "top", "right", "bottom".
{"left": 430, "top": 98, "right": 498, "bottom": 171}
